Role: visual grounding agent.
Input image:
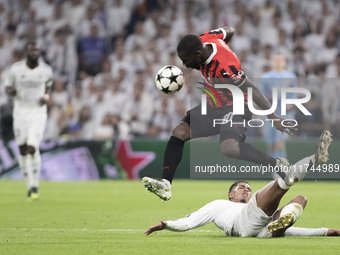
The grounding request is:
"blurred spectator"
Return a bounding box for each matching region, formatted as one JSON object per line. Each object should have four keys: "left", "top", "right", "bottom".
{"left": 68, "top": 105, "right": 94, "bottom": 139}
{"left": 70, "top": 84, "right": 85, "bottom": 119}
{"left": 151, "top": 99, "right": 173, "bottom": 139}
{"left": 104, "top": 78, "right": 127, "bottom": 116}
{"left": 0, "top": 34, "right": 11, "bottom": 69}
{"left": 77, "top": 4, "right": 106, "bottom": 38}
{"left": 232, "top": 21, "right": 251, "bottom": 55}
{"left": 316, "top": 32, "right": 338, "bottom": 65}
{"left": 256, "top": 44, "right": 273, "bottom": 77}
{"left": 64, "top": 0, "right": 86, "bottom": 30}
{"left": 44, "top": 4, "right": 71, "bottom": 44}
{"left": 326, "top": 53, "right": 340, "bottom": 78}
{"left": 244, "top": 9, "right": 261, "bottom": 40}
{"left": 90, "top": 85, "right": 111, "bottom": 129}
{"left": 77, "top": 24, "right": 110, "bottom": 76}
{"left": 93, "top": 60, "right": 112, "bottom": 87}
{"left": 4, "top": 25, "right": 23, "bottom": 52}
{"left": 32, "top": 0, "right": 55, "bottom": 24}
{"left": 51, "top": 78, "right": 68, "bottom": 111}
{"left": 275, "top": 29, "right": 293, "bottom": 62}
{"left": 125, "top": 20, "right": 147, "bottom": 55}
{"left": 259, "top": 11, "right": 280, "bottom": 47}
{"left": 305, "top": 19, "right": 324, "bottom": 61}
{"left": 122, "top": 82, "right": 153, "bottom": 137}
{"left": 93, "top": 113, "right": 114, "bottom": 140}
{"left": 107, "top": 0, "right": 130, "bottom": 37}
{"left": 46, "top": 28, "right": 78, "bottom": 83}
{"left": 110, "top": 37, "right": 132, "bottom": 79}
{"left": 16, "top": 9, "right": 44, "bottom": 41}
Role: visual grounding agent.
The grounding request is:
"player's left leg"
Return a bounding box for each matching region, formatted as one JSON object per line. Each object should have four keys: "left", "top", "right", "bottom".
{"left": 283, "top": 130, "right": 332, "bottom": 185}
{"left": 26, "top": 119, "right": 46, "bottom": 200}
{"left": 268, "top": 195, "right": 307, "bottom": 237}
{"left": 27, "top": 144, "right": 41, "bottom": 200}
{"left": 219, "top": 114, "right": 289, "bottom": 180}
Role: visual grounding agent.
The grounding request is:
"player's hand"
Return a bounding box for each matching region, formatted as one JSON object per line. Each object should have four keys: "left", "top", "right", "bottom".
{"left": 272, "top": 116, "right": 298, "bottom": 135}
{"left": 327, "top": 229, "right": 340, "bottom": 236}
{"left": 39, "top": 95, "right": 50, "bottom": 106}
{"left": 5, "top": 87, "right": 17, "bottom": 97}
{"left": 144, "top": 220, "right": 168, "bottom": 235}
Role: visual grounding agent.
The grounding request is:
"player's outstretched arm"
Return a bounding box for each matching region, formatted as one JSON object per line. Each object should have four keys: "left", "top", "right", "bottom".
{"left": 285, "top": 227, "right": 340, "bottom": 236}
{"left": 221, "top": 26, "right": 235, "bottom": 44}
{"left": 327, "top": 229, "right": 340, "bottom": 236}
{"left": 241, "top": 78, "right": 297, "bottom": 135}
{"left": 144, "top": 221, "right": 168, "bottom": 235}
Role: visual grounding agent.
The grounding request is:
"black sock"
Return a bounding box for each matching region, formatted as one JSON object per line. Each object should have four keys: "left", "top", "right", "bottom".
{"left": 161, "top": 136, "right": 185, "bottom": 183}
{"left": 238, "top": 142, "right": 288, "bottom": 179}
{"left": 239, "top": 142, "right": 277, "bottom": 166}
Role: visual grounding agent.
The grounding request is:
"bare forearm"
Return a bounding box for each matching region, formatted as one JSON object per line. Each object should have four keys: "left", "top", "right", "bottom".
{"left": 222, "top": 26, "right": 235, "bottom": 44}
{"left": 242, "top": 78, "right": 277, "bottom": 119}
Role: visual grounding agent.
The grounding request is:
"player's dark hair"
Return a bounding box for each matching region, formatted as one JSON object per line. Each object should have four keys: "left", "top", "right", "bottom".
{"left": 177, "top": 34, "right": 203, "bottom": 54}
{"left": 228, "top": 181, "right": 250, "bottom": 200}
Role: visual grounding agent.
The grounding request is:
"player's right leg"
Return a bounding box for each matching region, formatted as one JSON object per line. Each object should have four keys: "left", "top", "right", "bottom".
{"left": 142, "top": 121, "right": 190, "bottom": 201}
{"left": 282, "top": 130, "right": 332, "bottom": 186}
{"left": 143, "top": 105, "right": 215, "bottom": 201}
{"left": 26, "top": 119, "right": 46, "bottom": 201}
{"left": 14, "top": 119, "right": 35, "bottom": 200}
{"left": 268, "top": 195, "right": 307, "bottom": 237}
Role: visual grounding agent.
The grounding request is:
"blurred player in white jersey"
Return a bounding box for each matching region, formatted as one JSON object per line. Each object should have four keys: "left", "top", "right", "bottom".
{"left": 145, "top": 131, "right": 339, "bottom": 238}
{"left": 5, "top": 42, "right": 53, "bottom": 201}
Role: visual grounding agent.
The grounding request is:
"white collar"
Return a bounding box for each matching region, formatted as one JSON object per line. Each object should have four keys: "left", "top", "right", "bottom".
{"left": 203, "top": 43, "right": 217, "bottom": 65}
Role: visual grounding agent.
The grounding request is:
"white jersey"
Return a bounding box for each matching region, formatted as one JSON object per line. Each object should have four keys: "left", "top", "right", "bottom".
{"left": 165, "top": 199, "right": 328, "bottom": 237}
{"left": 4, "top": 60, "right": 53, "bottom": 121}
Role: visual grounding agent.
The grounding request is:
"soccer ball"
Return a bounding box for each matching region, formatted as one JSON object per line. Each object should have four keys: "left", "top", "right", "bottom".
{"left": 155, "top": 65, "right": 184, "bottom": 94}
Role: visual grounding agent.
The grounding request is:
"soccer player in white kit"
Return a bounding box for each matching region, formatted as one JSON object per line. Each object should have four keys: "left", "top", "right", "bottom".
{"left": 145, "top": 131, "right": 340, "bottom": 238}
{"left": 5, "top": 42, "right": 53, "bottom": 200}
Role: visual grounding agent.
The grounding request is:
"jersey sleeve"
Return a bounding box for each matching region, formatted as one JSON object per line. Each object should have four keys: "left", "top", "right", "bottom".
{"left": 285, "top": 227, "right": 328, "bottom": 236}
{"left": 201, "top": 28, "right": 227, "bottom": 41}
{"left": 165, "top": 200, "right": 226, "bottom": 232}
{"left": 45, "top": 66, "right": 53, "bottom": 87}
{"left": 4, "top": 66, "right": 15, "bottom": 87}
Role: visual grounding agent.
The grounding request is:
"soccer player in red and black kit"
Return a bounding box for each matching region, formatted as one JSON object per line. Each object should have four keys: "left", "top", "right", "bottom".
{"left": 142, "top": 27, "right": 329, "bottom": 201}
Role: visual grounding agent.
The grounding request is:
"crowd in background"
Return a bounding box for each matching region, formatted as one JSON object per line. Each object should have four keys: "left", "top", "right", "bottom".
{"left": 0, "top": 0, "right": 340, "bottom": 141}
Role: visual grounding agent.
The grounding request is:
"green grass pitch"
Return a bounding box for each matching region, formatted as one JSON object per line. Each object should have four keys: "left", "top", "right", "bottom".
{"left": 1, "top": 180, "right": 340, "bottom": 255}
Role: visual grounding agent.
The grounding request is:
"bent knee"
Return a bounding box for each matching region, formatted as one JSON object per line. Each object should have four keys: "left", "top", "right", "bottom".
{"left": 27, "top": 146, "right": 36, "bottom": 155}
{"left": 19, "top": 145, "right": 28, "bottom": 156}
{"left": 294, "top": 195, "right": 307, "bottom": 208}
{"left": 220, "top": 139, "right": 240, "bottom": 158}
{"left": 172, "top": 122, "right": 190, "bottom": 141}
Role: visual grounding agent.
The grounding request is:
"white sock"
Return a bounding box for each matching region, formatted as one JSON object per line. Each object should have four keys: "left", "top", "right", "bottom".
{"left": 31, "top": 151, "right": 41, "bottom": 188}
{"left": 18, "top": 155, "right": 27, "bottom": 187}
{"left": 277, "top": 178, "right": 290, "bottom": 189}
{"left": 19, "top": 154, "right": 34, "bottom": 190}
{"left": 280, "top": 203, "right": 303, "bottom": 222}
{"left": 289, "top": 155, "right": 314, "bottom": 180}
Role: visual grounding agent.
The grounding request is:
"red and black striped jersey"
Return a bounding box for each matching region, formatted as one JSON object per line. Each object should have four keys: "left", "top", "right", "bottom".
{"left": 199, "top": 28, "right": 247, "bottom": 107}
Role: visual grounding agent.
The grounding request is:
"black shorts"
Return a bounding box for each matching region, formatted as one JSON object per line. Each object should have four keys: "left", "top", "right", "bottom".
{"left": 181, "top": 104, "right": 252, "bottom": 143}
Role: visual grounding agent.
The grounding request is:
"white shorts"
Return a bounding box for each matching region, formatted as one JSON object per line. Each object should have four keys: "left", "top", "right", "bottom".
{"left": 233, "top": 192, "right": 273, "bottom": 237}
{"left": 13, "top": 117, "right": 46, "bottom": 147}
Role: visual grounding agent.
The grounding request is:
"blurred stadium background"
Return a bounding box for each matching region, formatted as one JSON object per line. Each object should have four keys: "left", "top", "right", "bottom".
{"left": 0, "top": 0, "right": 339, "bottom": 180}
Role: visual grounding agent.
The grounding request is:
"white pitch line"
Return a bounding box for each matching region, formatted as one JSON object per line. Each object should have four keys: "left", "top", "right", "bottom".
{"left": 1, "top": 228, "right": 220, "bottom": 233}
